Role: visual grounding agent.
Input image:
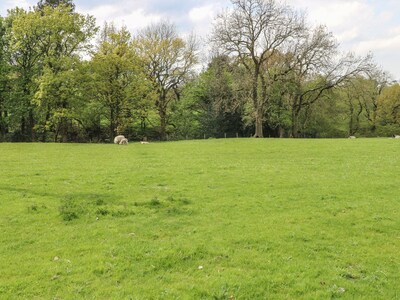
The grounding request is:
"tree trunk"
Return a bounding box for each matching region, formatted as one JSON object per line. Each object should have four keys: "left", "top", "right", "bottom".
{"left": 110, "top": 107, "right": 116, "bottom": 141}
{"left": 254, "top": 109, "right": 264, "bottom": 138}
{"left": 157, "top": 92, "right": 168, "bottom": 141}
{"left": 370, "top": 108, "right": 377, "bottom": 133}
{"left": 291, "top": 106, "right": 300, "bottom": 138}
{"left": 348, "top": 116, "right": 354, "bottom": 136}
{"left": 28, "top": 108, "right": 35, "bottom": 142}
{"left": 42, "top": 105, "right": 51, "bottom": 142}
{"left": 252, "top": 67, "right": 263, "bottom": 138}
{"left": 279, "top": 126, "right": 285, "bottom": 138}
{"left": 291, "top": 120, "right": 297, "bottom": 138}
{"left": 348, "top": 99, "right": 355, "bottom": 136}
{"left": 159, "top": 107, "right": 167, "bottom": 141}
{"left": 20, "top": 117, "right": 26, "bottom": 141}
{"left": 0, "top": 110, "right": 8, "bottom": 138}
{"left": 60, "top": 117, "right": 68, "bottom": 143}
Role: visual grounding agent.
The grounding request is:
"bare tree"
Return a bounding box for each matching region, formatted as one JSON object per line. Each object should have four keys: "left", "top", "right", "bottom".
{"left": 284, "top": 24, "right": 374, "bottom": 137}
{"left": 135, "top": 21, "right": 198, "bottom": 140}
{"left": 211, "top": 0, "right": 305, "bottom": 137}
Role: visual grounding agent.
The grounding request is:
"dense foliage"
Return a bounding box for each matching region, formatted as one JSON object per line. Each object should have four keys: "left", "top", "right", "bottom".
{"left": 0, "top": 0, "right": 398, "bottom": 142}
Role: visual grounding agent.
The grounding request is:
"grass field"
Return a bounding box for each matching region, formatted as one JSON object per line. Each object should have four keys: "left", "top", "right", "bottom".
{"left": 0, "top": 139, "right": 399, "bottom": 299}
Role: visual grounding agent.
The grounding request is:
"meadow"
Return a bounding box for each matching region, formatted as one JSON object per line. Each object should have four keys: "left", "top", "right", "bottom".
{"left": 0, "top": 139, "right": 399, "bottom": 299}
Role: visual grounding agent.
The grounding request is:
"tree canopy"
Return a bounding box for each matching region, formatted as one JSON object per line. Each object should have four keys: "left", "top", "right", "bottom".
{"left": 0, "top": 0, "right": 397, "bottom": 142}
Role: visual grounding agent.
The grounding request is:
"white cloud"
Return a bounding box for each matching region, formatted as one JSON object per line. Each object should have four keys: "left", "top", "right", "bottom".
{"left": 0, "top": 0, "right": 35, "bottom": 14}
{"left": 187, "top": 2, "right": 228, "bottom": 38}
{"left": 309, "top": 1, "right": 372, "bottom": 29}
{"left": 354, "top": 34, "right": 400, "bottom": 53}
{"left": 288, "top": 0, "right": 400, "bottom": 79}
{"left": 189, "top": 4, "right": 214, "bottom": 22}
{"left": 80, "top": 5, "right": 162, "bottom": 32}
{"left": 289, "top": 0, "right": 373, "bottom": 43}
{"left": 82, "top": 4, "right": 120, "bottom": 20}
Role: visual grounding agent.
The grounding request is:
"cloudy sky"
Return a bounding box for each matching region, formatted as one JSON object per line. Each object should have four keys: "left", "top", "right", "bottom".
{"left": 1, "top": 0, "right": 399, "bottom": 80}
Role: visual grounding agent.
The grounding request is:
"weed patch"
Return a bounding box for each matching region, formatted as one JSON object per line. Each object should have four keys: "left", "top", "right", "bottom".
{"left": 59, "top": 197, "right": 83, "bottom": 221}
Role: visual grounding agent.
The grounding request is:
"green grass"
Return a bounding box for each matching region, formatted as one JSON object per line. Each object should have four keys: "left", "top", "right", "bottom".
{"left": 0, "top": 139, "right": 399, "bottom": 299}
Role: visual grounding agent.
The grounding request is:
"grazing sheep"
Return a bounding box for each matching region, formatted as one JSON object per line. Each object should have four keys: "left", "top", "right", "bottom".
{"left": 114, "top": 135, "right": 125, "bottom": 144}
{"left": 394, "top": 135, "right": 400, "bottom": 139}
{"left": 119, "top": 138, "right": 128, "bottom": 145}
{"left": 348, "top": 136, "right": 356, "bottom": 139}
{"left": 140, "top": 141, "right": 149, "bottom": 144}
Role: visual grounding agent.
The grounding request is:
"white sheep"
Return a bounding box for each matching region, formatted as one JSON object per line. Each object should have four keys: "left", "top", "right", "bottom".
{"left": 348, "top": 136, "right": 356, "bottom": 139}
{"left": 114, "top": 135, "right": 125, "bottom": 144}
{"left": 119, "top": 138, "right": 128, "bottom": 145}
{"left": 140, "top": 141, "right": 149, "bottom": 144}
{"left": 394, "top": 135, "right": 400, "bottom": 139}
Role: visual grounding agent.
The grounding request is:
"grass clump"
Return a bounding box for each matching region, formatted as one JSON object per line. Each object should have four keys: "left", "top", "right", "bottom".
{"left": 149, "top": 197, "right": 161, "bottom": 207}
{"left": 59, "top": 198, "right": 82, "bottom": 221}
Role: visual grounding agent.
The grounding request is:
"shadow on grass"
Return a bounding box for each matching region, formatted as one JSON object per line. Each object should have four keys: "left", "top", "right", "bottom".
{"left": 0, "top": 184, "right": 119, "bottom": 203}
{"left": 0, "top": 184, "right": 124, "bottom": 221}
{"left": 0, "top": 185, "right": 195, "bottom": 221}
{"left": 0, "top": 184, "right": 56, "bottom": 199}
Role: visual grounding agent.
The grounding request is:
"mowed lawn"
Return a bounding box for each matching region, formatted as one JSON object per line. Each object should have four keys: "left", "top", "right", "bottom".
{"left": 0, "top": 139, "right": 399, "bottom": 299}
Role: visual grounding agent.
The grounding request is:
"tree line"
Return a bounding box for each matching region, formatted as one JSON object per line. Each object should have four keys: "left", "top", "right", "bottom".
{"left": 0, "top": 0, "right": 399, "bottom": 142}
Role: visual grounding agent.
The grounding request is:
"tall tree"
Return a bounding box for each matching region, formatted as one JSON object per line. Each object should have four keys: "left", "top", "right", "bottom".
{"left": 135, "top": 21, "right": 198, "bottom": 140}
{"left": 338, "top": 73, "right": 387, "bottom": 137}
{"left": 342, "top": 78, "right": 366, "bottom": 136}
{"left": 377, "top": 83, "right": 400, "bottom": 131}
{"left": 91, "top": 23, "right": 148, "bottom": 140}
{"left": 4, "top": 4, "right": 96, "bottom": 142}
{"left": 179, "top": 55, "right": 246, "bottom": 138}
{"left": 0, "top": 17, "right": 9, "bottom": 140}
{"left": 5, "top": 8, "right": 43, "bottom": 141}
{"left": 32, "top": 4, "right": 97, "bottom": 142}
{"left": 362, "top": 70, "right": 389, "bottom": 133}
{"left": 212, "top": 0, "right": 305, "bottom": 137}
{"left": 284, "top": 23, "right": 374, "bottom": 137}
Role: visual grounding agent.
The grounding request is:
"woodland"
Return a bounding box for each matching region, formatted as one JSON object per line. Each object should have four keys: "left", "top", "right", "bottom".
{"left": 0, "top": 0, "right": 399, "bottom": 142}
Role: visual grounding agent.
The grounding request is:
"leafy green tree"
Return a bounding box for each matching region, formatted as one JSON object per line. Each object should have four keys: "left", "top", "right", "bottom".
{"left": 263, "top": 71, "right": 292, "bottom": 137}
{"left": 299, "top": 89, "right": 347, "bottom": 138}
{"left": 340, "top": 77, "right": 381, "bottom": 136}
{"left": 5, "top": 8, "right": 43, "bottom": 141}
{"left": 282, "top": 24, "right": 374, "bottom": 137}
{"left": 177, "top": 55, "right": 248, "bottom": 139}
{"left": 124, "top": 70, "right": 157, "bottom": 140}
{"left": 91, "top": 23, "right": 150, "bottom": 140}
{"left": 361, "top": 70, "right": 389, "bottom": 133}
{"left": 32, "top": 4, "right": 97, "bottom": 141}
{"left": 202, "top": 56, "right": 246, "bottom": 137}
{"left": 34, "top": 60, "right": 92, "bottom": 142}
{"left": 135, "top": 21, "right": 198, "bottom": 140}
{"left": 4, "top": 4, "right": 96, "bottom": 141}
{"left": 377, "top": 84, "right": 400, "bottom": 132}
{"left": 0, "top": 17, "right": 9, "bottom": 140}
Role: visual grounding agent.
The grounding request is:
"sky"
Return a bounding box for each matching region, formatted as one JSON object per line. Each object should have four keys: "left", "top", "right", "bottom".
{"left": 1, "top": 0, "right": 399, "bottom": 80}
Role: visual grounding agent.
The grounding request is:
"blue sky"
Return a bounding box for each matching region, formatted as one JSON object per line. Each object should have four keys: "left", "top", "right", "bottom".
{"left": 1, "top": 0, "right": 400, "bottom": 80}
